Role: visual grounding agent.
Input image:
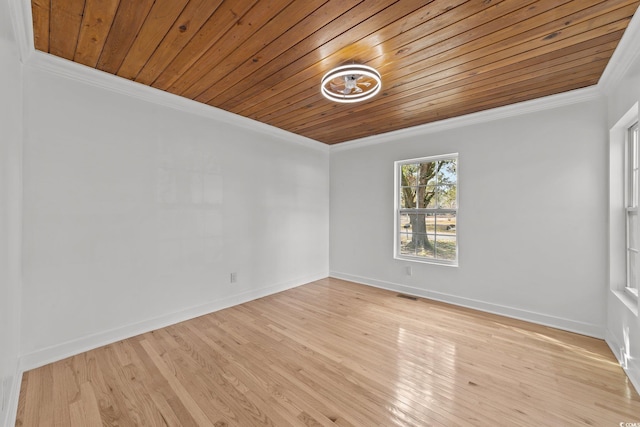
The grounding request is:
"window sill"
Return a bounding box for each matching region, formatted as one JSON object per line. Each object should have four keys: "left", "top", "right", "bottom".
{"left": 613, "top": 289, "right": 639, "bottom": 316}
{"left": 394, "top": 255, "right": 458, "bottom": 267}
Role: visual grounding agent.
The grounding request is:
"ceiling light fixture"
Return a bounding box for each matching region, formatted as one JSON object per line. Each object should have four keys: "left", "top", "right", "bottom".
{"left": 321, "top": 64, "right": 381, "bottom": 103}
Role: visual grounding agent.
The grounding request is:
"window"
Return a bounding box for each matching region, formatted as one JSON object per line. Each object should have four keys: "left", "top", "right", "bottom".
{"left": 627, "top": 121, "right": 640, "bottom": 299}
{"left": 395, "top": 154, "right": 458, "bottom": 265}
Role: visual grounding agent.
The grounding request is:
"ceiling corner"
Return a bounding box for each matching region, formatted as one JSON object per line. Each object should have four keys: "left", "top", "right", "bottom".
{"left": 598, "top": 6, "right": 640, "bottom": 92}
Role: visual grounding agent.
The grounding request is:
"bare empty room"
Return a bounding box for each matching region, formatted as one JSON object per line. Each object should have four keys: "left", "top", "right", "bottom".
{"left": 2, "top": 0, "right": 640, "bottom": 425}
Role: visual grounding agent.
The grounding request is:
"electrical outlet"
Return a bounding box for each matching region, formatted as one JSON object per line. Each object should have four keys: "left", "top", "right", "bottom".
{"left": 406, "top": 266, "right": 412, "bottom": 276}
{"left": 230, "top": 272, "right": 237, "bottom": 283}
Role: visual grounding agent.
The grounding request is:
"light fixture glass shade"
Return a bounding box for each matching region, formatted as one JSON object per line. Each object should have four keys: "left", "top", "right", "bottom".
{"left": 321, "top": 64, "right": 381, "bottom": 103}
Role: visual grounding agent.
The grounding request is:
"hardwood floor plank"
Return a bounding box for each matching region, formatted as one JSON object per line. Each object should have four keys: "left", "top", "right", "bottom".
{"left": 77, "top": 382, "right": 103, "bottom": 427}
{"left": 139, "top": 338, "right": 219, "bottom": 426}
{"left": 182, "top": 322, "right": 338, "bottom": 427}
{"left": 152, "top": 326, "right": 262, "bottom": 426}
{"left": 126, "top": 337, "right": 202, "bottom": 426}
{"left": 213, "top": 310, "right": 435, "bottom": 426}
{"left": 247, "top": 295, "right": 519, "bottom": 425}
{"left": 16, "top": 278, "right": 640, "bottom": 426}
{"left": 171, "top": 324, "right": 300, "bottom": 426}
{"left": 21, "top": 365, "right": 54, "bottom": 427}
{"left": 85, "top": 348, "right": 136, "bottom": 426}
{"left": 51, "top": 361, "right": 73, "bottom": 425}
{"left": 15, "top": 372, "right": 28, "bottom": 426}
{"left": 68, "top": 399, "right": 88, "bottom": 427}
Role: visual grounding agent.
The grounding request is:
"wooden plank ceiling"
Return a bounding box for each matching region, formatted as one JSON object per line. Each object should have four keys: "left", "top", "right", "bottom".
{"left": 31, "top": 0, "right": 640, "bottom": 145}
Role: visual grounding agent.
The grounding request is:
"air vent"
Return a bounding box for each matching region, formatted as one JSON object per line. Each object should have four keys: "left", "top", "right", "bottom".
{"left": 397, "top": 294, "right": 418, "bottom": 301}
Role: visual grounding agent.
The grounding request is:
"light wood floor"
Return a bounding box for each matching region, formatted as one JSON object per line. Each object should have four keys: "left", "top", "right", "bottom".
{"left": 16, "top": 278, "right": 640, "bottom": 426}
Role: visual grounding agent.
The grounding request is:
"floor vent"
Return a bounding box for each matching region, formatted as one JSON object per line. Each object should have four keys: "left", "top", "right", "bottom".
{"left": 397, "top": 294, "right": 418, "bottom": 301}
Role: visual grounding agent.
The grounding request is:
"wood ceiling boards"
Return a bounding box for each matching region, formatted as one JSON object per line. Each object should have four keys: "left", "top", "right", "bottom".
{"left": 31, "top": 0, "right": 640, "bottom": 145}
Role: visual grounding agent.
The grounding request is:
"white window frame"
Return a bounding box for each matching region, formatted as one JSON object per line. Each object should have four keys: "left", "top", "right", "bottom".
{"left": 626, "top": 121, "right": 640, "bottom": 300}
{"left": 394, "top": 153, "right": 458, "bottom": 266}
{"left": 610, "top": 101, "right": 639, "bottom": 315}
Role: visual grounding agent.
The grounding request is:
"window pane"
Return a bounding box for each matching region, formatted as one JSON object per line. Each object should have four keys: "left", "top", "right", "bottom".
{"left": 409, "top": 214, "right": 420, "bottom": 232}
{"left": 417, "top": 162, "right": 438, "bottom": 187}
{"left": 415, "top": 185, "right": 436, "bottom": 208}
{"left": 414, "top": 233, "right": 435, "bottom": 258}
{"left": 436, "top": 213, "right": 456, "bottom": 235}
{"left": 423, "top": 213, "right": 435, "bottom": 233}
{"left": 400, "top": 187, "right": 416, "bottom": 208}
{"left": 438, "top": 160, "right": 457, "bottom": 184}
{"left": 437, "top": 184, "right": 457, "bottom": 208}
{"left": 399, "top": 213, "right": 411, "bottom": 233}
{"left": 401, "top": 164, "right": 418, "bottom": 186}
{"left": 634, "top": 168, "right": 639, "bottom": 208}
{"left": 629, "top": 124, "right": 639, "bottom": 207}
{"left": 400, "top": 232, "right": 436, "bottom": 258}
{"left": 629, "top": 250, "right": 639, "bottom": 290}
{"left": 436, "top": 235, "right": 457, "bottom": 260}
{"left": 635, "top": 125, "right": 640, "bottom": 207}
{"left": 629, "top": 211, "right": 639, "bottom": 250}
{"left": 400, "top": 233, "right": 414, "bottom": 256}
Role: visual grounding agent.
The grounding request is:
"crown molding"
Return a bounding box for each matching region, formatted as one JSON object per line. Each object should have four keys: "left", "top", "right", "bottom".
{"left": 598, "top": 5, "right": 640, "bottom": 93}
{"left": 331, "top": 5, "right": 640, "bottom": 152}
{"left": 330, "top": 85, "right": 603, "bottom": 152}
{"left": 8, "top": 0, "right": 327, "bottom": 154}
{"left": 26, "top": 51, "right": 329, "bottom": 153}
{"left": 7, "top": 0, "right": 34, "bottom": 63}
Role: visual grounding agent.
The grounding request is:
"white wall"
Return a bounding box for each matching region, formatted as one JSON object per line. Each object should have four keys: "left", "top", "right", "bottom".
{"left": 330, "top": 98, "right": 608, "bottom": 337}
{"left": 20, "top": 66, "right": 329, "bottom": 367}
{"left": 0, "top": 0, "right": 22, "bottom": 423}
{"left": 605, "top": 31, "right": 640, "bottom": 391}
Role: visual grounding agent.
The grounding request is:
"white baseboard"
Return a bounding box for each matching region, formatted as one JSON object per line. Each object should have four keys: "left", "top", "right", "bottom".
{"left": 19, "top": 272, "right": 327, "bottom": 371}
{"left": 2, "top": 370, "right": 22, "bottom": 427}
{"left": 605, "top": 329, "right": 640, "bottom": 395}
{"left": 330, "top": 271, "right": 605, "bottom": 338}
